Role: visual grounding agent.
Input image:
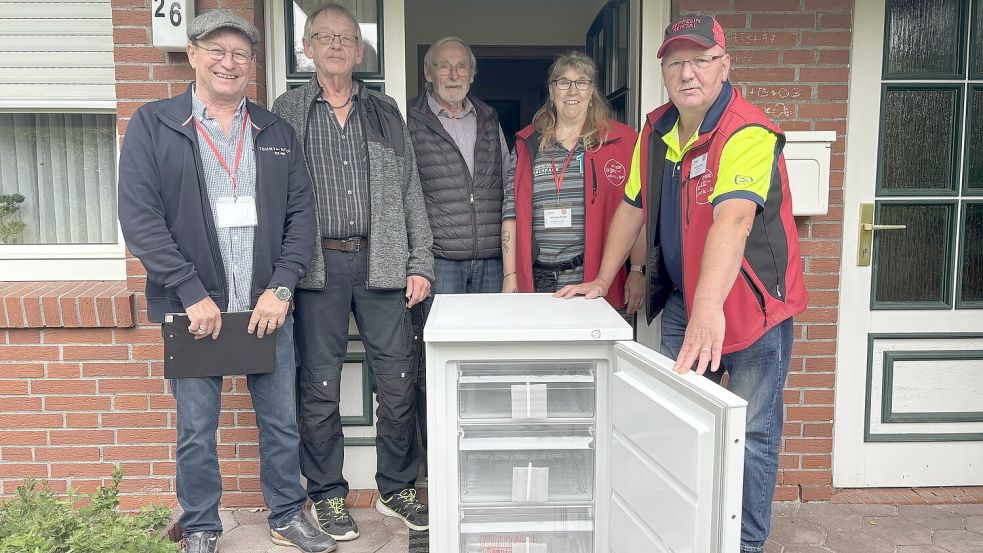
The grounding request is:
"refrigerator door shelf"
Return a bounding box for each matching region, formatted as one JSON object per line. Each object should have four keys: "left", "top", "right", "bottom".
{"left": 460, "top": 450, "right": 594, "bottom": 504}
{"left": 459, "top": 381, "right": 596, "bottom": 420}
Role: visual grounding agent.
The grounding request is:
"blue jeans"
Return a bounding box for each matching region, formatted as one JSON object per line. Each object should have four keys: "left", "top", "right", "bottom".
{"left": 171, "top": 315, "right": 307, "bottom": 533}
{"left": 659, "top": 290, "right": 792, "bottom": 552}
{"left": 433, "top": 257, "right": 503, "bottom": 294}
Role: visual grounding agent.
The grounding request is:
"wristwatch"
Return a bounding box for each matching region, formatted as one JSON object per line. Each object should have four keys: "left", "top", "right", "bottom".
{"left": 629, "top": 264, "right": 645, "bottom": 275}
{"left": 271, "top": 286, "right": 292, "bottom": 301}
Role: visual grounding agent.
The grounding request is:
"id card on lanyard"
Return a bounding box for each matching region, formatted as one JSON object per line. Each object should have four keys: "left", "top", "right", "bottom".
{"left": 543, "top": 145, "right": 578, "bottom": 229}
{"left": 196, "top": 113, "right": 257, "bottom": 228}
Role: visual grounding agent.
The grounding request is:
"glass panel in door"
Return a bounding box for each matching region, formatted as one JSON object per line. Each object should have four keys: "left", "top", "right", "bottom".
{"left": 873, "top": 0, "right": 981, "bottom": 311}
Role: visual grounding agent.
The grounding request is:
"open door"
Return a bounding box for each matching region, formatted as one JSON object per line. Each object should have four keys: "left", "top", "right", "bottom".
{"left": 603, "top": 341, "right": 747, "bottom": 553}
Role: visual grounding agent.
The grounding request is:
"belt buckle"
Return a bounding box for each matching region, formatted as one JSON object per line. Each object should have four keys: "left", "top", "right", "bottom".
{"left": 346, "top": 238, "right": 361, "bottom": 252}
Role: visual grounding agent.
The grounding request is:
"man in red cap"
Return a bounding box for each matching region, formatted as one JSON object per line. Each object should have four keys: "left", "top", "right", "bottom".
{"left": 559, "top": 14, "right": 807, "bottom": 552}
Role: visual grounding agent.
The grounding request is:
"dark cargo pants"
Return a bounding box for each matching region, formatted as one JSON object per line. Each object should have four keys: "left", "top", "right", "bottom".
{"left": 293, "top": 248, "right": 419, "bottom": 500}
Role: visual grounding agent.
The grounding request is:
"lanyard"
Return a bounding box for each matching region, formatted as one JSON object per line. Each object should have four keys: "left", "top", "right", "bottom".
{"left": 195, "top": 111, "right": 250, "bottom": 197}
{"left": 550, "top": 145, "right": 578, "bottom": 205}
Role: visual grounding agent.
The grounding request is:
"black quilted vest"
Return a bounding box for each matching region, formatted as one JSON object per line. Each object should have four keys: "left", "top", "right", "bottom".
{"left": 408, "top": 93, "right": 503, "bottom": 260}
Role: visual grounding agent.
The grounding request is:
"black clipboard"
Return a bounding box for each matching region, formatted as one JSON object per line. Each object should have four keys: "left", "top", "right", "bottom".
{"left": 162, "top": 311, "right": 277, "bottom": 378}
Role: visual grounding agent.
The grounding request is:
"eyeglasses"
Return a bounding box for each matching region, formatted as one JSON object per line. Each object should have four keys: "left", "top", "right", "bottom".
{"left": 309, "top": 32, "right": 359, "bottom": 47}
{"left": 661, "top": 55, "right": 724, "bottom": 73}
{"left": 432, "top": 62, "right": 472, "bottom": 76}
{"left": 196, "top": 44, "right": 252, "bottom": 65}
{"left": 552, "top": 78, "right": 592, "bottom": 91}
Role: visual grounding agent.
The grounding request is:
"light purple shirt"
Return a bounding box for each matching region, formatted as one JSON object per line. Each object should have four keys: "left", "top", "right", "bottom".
{"left": 426, "top": 91, "right": 509, "bottom": 183}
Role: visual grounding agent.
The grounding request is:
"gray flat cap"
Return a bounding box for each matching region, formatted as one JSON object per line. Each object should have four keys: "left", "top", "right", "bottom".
{"left": 187, "top": 8, "right": 259, "bottom": 46}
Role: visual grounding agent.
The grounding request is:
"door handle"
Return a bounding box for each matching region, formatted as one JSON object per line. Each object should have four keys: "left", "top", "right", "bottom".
{"left": 857, "top": 203, "right": 906, "bottom": 266}
{"left": 862, "top": 223, "right": 907, "bottom": 232}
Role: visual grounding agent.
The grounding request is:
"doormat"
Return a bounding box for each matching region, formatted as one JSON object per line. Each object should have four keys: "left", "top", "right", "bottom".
{"left": 408, "top": 529, "right": 428, "bottom": 552}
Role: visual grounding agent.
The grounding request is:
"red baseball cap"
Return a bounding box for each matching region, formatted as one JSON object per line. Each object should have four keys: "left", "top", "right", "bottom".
{"left": 657, "top": 15, "right": 726, "bottom": 58}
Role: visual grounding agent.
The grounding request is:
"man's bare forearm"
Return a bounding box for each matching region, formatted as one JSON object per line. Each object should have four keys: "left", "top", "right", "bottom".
{"left": 692, "top": 200, "right": 756, "bottom": 310}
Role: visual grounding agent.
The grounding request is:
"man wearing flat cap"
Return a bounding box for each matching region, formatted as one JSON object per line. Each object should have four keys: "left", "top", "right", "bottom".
{"left": 118, "top": 8, "right": 336, "bottom": 553}
{"left": 559, "top": 15, "right": 807, "bottom": 551}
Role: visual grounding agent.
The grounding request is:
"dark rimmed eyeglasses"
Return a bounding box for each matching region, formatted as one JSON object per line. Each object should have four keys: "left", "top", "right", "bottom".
{"left": 309, "top": 32, "right": 359, "bottom": 47}
{"left": 661, "top": 55, "right": 725, "bottom": 73}
{"left": 552, "top": 78, "right": 593, "bottom": 91}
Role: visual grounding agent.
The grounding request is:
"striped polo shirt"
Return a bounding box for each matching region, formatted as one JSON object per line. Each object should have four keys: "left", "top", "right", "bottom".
{"left": 504, "top": 140, "right": 587, "bottom": 285}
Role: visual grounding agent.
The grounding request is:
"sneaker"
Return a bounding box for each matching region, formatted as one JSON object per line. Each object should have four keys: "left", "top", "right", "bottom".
{"left": 183, "top": 531, "right": 220, "bottom": 553}
{"left": 310, "top": 496, "right": 359, "bottom": 541}
{"left": 270, "top": 509, "right": 337, "bottom": 553}
{"left": 376, "top": 488, "right": 429, "bottom": 531}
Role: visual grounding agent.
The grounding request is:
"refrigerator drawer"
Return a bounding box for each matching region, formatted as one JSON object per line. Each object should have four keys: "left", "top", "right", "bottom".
{"left": 461, "top": 533, "right": 592, "bottom": 553}
{"left": 460, "top": 449, "right": 594, "bottom": 504}
{"left": 459, "top": 380, "right": 595, "bottom": 420}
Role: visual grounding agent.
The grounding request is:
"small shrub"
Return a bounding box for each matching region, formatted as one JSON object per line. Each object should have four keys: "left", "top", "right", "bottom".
{"left": 0, "top": 193, "right": 26, "bottom": 245}
{"left": 0, "top": 466, "right": 178, "bottom": 553}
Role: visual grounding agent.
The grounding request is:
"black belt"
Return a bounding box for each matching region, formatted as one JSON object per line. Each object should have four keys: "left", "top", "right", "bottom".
{"left": 533, "top": 254, "right": 584, "bottom": 272}
{"left": 322, "top": 237, "right": 367, "bottom": 252}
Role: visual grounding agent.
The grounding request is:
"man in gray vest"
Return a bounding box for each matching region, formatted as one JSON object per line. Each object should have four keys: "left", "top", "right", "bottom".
{"left": 405, "top": 36, "right": 509, "bottom": 458}
{"left": 407, "top": 36, "right": 509, "bottom": 294}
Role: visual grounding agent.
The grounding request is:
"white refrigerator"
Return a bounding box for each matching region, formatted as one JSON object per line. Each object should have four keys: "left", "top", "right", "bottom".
{"left": 425, "top": 294, "right": 748, "bottom": 553}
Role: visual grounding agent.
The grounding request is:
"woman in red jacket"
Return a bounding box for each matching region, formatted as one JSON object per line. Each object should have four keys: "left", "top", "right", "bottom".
{"left": 502, "top": 51, "right": 646, "bottom": 315}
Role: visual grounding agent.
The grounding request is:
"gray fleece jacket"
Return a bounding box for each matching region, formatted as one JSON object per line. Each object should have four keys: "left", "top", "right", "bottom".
{"left": 272, "top": 77, "right": 434, "bottom": 290}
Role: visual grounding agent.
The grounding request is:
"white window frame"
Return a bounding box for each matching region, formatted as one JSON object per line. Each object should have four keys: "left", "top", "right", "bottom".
{"left": 0, "top": 101, "right": 126, "bottom": 281}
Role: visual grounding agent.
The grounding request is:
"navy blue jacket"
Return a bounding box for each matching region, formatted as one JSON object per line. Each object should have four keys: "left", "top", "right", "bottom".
{"left": 118, "top": 85, "right": 316, "bottom": 323}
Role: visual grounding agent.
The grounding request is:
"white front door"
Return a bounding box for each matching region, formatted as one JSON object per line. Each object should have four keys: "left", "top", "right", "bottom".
{"left": 833, "top": 0, "right": 983, "bottom": 487}
{"left": 603, "top": 342, "right": 746, "bottom": 553}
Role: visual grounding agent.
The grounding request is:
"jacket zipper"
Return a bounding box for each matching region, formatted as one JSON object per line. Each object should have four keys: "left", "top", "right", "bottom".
{"left": 741, "top": 266, "right": 768, "bottom": 326}
{"left": 360, "top": 99, "right": 374, "bottom": 290}
{"left": 303, "top": 93, "right": 328, "bottom": 291}
{"left": 470, "top": 191, "right": 478, "bottom": 260}
{"left": 589, "top": 157, "right": 598, "bottom": 205}
{"left": 247, "top": 120, "right": 262, "bottom": 307}
{"left": 674, "top": 161, "right": 686, "bottom": 295}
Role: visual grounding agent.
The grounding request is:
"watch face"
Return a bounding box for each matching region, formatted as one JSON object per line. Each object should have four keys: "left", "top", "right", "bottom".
{"left": 274, "top": 287, "right": 291, "bottom": 301}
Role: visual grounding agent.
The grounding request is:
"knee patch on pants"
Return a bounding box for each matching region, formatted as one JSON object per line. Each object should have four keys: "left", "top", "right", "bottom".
{"left": 372, "top": 361, "right": 416, "bottom": 438}
{"left": 300, "top": 368, "right": 343, "bottom": 442}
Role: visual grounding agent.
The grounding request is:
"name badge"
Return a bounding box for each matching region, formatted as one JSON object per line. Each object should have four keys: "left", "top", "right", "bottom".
{"left": 215, "top": 196, "right": 258, "bottom": 228}
{"left": 544, "top": 206, "right": 572, "bottom": 228}
{"left": 690, "top": 153, "right": 708, "bottom": 178}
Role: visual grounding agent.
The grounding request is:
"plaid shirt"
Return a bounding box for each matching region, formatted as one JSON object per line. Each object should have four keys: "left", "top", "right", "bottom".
{"left": 191, "top": 89, "right": 256, "bottom": 312}
{"left": 305, "top": 83, "right": 371, "bottom": 239}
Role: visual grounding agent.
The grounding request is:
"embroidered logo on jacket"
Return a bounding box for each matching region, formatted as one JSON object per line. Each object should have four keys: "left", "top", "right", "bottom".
{"left": 258, "top": 146, "right": 290, "bottom": 156}
{"left": 695, "top": 170, "right": 715, "bottom": 205}
{"left": 604, "top": 159, "right": 627, "bottom": 187}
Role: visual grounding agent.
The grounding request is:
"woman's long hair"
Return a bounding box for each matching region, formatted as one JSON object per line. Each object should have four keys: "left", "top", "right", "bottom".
{"left": 532, "top": 51, "right": 612, "bottom": 152}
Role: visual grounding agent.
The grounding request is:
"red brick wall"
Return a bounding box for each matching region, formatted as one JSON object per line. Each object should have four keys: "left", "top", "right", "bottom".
{"left": 676, "top": 0, "right": 851, "bottom": 501}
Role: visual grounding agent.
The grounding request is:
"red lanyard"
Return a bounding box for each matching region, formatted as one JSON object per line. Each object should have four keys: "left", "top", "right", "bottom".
{"left": 551, "top": 145, "right": 578, "bottom": 204}
{"left": 195, "top": 111, "right": 250, "bottom": 195}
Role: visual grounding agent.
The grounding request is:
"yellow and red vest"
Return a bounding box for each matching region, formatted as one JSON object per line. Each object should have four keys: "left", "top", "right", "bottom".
{"left": 637, "top": 84, "right": 807, "bottom": 353}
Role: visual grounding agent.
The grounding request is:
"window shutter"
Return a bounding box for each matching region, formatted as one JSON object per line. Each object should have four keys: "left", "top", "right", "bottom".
{"left": 0, "top": 0, "right": 116, "bottom": 104}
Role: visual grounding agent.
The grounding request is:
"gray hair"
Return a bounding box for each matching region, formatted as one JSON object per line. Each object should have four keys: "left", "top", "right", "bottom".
{"left": 423, "top": 36, "right": 477, "bottom": 80}
{"left": 303, "top": 3, "right": 361, "bottom": 41}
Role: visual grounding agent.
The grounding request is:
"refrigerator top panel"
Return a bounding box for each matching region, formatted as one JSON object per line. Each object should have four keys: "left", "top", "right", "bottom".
{"left": 424, "top": 293, "right": 633, "bottom": 343}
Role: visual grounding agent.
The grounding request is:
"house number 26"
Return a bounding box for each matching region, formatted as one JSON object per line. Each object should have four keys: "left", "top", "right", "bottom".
{"left": 154, "top": 0, "right": 182, "bottom": 26}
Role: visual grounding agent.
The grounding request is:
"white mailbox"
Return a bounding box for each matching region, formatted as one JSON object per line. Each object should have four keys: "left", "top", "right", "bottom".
{"left": 151, "top": 0, "right": 194, "bottom": 52}
{"left": 783, "top": 131, "right": 836, "bottom": 216}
